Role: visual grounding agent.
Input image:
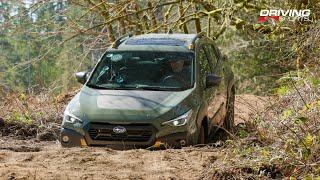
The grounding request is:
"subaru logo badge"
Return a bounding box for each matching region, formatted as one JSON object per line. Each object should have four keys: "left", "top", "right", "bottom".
{"left": 113, "top": 126, "right": 126, "bottom": 134}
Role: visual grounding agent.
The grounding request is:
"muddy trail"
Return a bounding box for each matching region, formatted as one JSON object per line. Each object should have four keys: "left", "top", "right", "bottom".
{"left": 0, "top": 95, "right": 271, "bottom": 180}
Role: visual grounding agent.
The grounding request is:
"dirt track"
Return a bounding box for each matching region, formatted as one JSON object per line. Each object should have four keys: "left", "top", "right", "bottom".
{"left": 0, "top": 95, "right": 271, "bottom": 180}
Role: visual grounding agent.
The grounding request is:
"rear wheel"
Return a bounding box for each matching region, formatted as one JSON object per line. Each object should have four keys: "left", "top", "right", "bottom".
{"left": 224, "top": 86, "right": 235, "bottom": 132}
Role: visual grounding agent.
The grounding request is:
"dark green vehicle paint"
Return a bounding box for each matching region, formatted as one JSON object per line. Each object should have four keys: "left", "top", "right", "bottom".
{"left": 60, "top": 33, "right": 235, "bottom": 148}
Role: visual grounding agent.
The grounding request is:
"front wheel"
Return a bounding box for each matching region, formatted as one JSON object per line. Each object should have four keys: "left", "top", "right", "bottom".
{"left": 198, "top": 125, "right": 206, "bottom": 144}
{"left": 224, "top": 86, "right": 235, "bottom": 132}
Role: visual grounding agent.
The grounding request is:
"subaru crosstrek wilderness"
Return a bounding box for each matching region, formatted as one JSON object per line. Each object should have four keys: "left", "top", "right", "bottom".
{"left": 60, "top": 33, "right": 235, "bottom": 149}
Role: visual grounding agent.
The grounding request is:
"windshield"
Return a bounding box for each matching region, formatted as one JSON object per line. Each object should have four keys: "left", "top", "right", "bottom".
{"left": 87, "top": 51, "right": 194, "bottom": 91}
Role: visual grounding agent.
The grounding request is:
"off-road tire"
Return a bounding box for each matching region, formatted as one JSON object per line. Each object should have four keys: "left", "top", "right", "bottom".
{"left": 198, "top": 125, "right": 206, "bottom": 144}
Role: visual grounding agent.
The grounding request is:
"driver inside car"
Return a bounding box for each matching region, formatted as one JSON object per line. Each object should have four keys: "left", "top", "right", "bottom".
{"left": 171, "top": 59, "right": 184, "bottom": 73}
{"left": 162, "top": 59, "right": 189, "bottom": 87}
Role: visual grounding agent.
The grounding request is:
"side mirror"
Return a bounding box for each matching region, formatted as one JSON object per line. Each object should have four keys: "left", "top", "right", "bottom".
{"left": 75, "top": 71, "right": 88, "bottom": 84}
{"left": 206, "top": 74, "right": 222, "bottom": 88}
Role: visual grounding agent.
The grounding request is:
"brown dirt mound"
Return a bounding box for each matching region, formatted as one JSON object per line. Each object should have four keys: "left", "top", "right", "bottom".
{"left": 234, "top": 94, "right": 272, "bottom": 124}
{"left": 0, "top": 139, "right": 220, "bottom": 180}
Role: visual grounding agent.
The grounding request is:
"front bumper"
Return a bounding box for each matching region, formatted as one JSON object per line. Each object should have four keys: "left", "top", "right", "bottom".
{"left": 60, "top": 127, "right": 188, "bottom": 149}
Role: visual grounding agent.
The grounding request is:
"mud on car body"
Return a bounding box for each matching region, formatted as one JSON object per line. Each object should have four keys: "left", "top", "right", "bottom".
{"left": 60, "top": 33, "right": 235, "bottom": 149}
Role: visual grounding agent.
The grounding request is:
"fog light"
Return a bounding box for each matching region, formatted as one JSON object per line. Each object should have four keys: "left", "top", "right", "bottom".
{"left": 62, "top": 135, "right": 69, "bottom": 143}
{"left": 180, "top": 140, "right": 186, "bottom": 146}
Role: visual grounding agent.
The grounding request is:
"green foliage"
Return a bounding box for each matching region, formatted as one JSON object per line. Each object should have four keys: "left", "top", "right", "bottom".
{"left": 281, "top": 109, "right": 293, "bottom": 120}
{"left": 0, "top": 2, "right": 94, "bottom": 94}
{"left": 10, "top": 109, "right": 33, "bottom": 125}
{"left": 277, "top": 85, "right": 289, "bottom": 96}
{"left": 238, "top": 129, "right": 249, "bottom": 138}
{"left": 1, "top": 0, "right": 319, "bottom": 95}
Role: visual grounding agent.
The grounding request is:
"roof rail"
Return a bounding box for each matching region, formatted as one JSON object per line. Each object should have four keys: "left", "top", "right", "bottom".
{"left": 188, "top": 32, "right": 205, "bottom": 50}
{"left": 112, "top": 33, "right": 133, "bottom": 49}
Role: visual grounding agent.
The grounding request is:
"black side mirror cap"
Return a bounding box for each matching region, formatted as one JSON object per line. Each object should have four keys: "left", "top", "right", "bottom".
{"left": 75, "top": 71, "right": 88, "bottom": 84}
{"left": 206, "top": 74, "right": 222, "bottom": 88}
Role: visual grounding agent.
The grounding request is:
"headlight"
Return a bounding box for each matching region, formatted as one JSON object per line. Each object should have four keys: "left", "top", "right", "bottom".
{"left": 162, "top": 109, "right": 193, "bottom": 127}
{"left": 64, "top": 111, "right": 83, "bottom": 124}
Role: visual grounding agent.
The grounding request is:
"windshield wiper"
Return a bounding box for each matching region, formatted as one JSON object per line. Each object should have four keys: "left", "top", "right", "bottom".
{"left": 86, "top": 84, "right": 109, "bottom": 89}
{"left": 87, "top": 84, "right": 137, "bottom": 90}
{"left": 87, "top": 84, "right": 189, "bottom": 91}
{"left": 134, "top": 85, "right": 183, "bottom": 91}
{"left": 135, "top": 86, "right": 165, "bottom": 91}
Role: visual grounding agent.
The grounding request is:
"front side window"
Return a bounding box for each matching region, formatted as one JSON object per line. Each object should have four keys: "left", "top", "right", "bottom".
{"left": 87, "top": 51, "right": 194, "bottom": 91}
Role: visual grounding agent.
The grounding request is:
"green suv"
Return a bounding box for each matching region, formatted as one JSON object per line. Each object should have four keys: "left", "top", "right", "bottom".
{"left": 60, "top": 33, "right": 235, "bottom": 149}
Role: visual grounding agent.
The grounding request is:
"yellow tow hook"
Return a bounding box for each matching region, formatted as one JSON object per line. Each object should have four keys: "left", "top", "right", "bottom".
{"left": 153, "top": 140, "right": 163, "bottom": 148}
{"left": 80, "top": 138, "right": 88, "bottom": 147}
{"left": 148, "top": 140, "right": 166, "bottom": 150}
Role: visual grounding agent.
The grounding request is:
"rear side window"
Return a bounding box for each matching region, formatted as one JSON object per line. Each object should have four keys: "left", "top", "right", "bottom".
{"left": 198, "top": 48, "right": 211, "bottom": 86}
{"left": 203, "top": 44, "right": 218, "bottom": 68}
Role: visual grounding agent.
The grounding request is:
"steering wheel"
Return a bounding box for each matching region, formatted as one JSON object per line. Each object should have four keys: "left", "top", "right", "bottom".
{"left": 113, "top": 66, "right": 129, "bottom": 83}
{"left": 162, "top": 75, "right": 188, "bottom": 87}
{"left": 119, "top": 66, "right": 128, "bottom": 72}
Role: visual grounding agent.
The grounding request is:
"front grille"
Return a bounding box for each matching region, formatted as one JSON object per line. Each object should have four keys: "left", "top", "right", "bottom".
{"left": 87, "top": 123, "right": 154, "bottom": 142}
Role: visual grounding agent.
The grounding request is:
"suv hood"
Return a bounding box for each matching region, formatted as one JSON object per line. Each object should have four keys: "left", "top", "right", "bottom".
{"left": 69, "top": 86, "right": 195, "bottom": 123}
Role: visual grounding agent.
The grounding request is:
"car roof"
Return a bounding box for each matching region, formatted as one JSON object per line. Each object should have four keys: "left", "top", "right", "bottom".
{"left": 112, "top": 33, "right": 201, "bottom": 52}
